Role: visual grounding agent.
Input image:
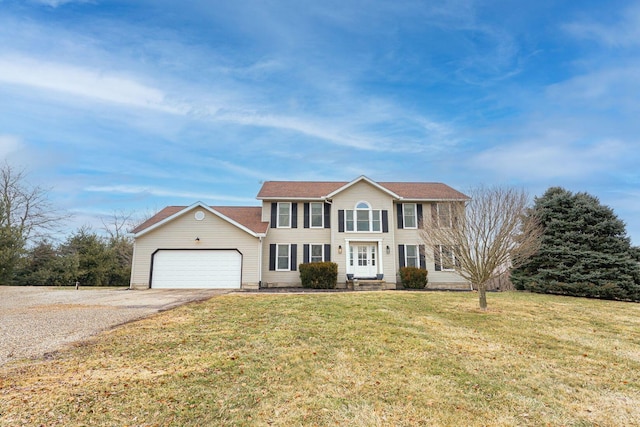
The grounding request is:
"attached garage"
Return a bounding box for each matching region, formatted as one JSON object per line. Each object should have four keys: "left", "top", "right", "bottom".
{"left": 151, "top": 249, "right": 242, "bottom": 289}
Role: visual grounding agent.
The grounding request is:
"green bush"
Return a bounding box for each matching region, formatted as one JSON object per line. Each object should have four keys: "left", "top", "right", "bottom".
{"left": 399, "top": 267, "right": 428, "bottom": 289}
{"left": 299, "top": 262, "right": 338, "bottom": 289}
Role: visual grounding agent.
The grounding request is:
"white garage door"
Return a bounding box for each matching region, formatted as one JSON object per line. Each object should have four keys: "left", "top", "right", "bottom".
{"left": 151, "top": 250, "right": 242, "bottom": 289}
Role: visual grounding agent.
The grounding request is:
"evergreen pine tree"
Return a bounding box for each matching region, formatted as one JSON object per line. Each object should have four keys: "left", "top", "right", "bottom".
{"left": 512, "top": 187, "right": 640, "bottom": 301}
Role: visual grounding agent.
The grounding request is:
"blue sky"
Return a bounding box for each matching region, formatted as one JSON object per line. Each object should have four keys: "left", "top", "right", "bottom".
{"left": 1, "top": 0, "right": 639, "bottom": 244}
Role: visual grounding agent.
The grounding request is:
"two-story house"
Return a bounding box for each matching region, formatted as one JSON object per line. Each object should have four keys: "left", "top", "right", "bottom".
{"left": 129, "top": 176, "right": 470, "bottom": 290}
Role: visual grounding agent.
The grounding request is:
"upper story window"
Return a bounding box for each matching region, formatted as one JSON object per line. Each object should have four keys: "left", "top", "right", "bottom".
{"left": 437, "top": 203, "right": 452, "bottom": 228}
{"left": 403, "top": 203, "right": 417, "bottom": 229}
{"left": 345, "top": 201, "right": 381, "bottom": 232}
{"left": 310, "top": 202, "right": 324, "bottom": 228}
{"left": 277, "top": 202, "right": 291, "bottom": 228}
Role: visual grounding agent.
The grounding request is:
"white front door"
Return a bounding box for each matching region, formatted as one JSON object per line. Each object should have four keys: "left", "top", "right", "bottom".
{"left": 351, "top": 244, "right": 377, "bottom": 278}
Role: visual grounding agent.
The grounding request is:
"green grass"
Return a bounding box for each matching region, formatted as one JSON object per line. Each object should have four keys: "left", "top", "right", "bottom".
{"left": 2, "top": 291, "right": 640, "bottom": 426}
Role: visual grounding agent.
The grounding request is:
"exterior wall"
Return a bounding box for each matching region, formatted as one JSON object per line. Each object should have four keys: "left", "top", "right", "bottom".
{"left": 330, "top": 181, "right": 396, "bottom": 286}
{"left": 261, "top": 182, "right": 470, "bottom": 290}
{"left": 394, "top": 201, "right": 468, "bottom": 289}
{"left": 261, "top": 202, "right": 331, "bottom": 287}
{"left": 130, "top": 207, "right": 261, "bottom": 290}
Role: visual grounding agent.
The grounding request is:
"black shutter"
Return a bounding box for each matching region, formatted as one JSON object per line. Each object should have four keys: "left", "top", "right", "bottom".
{"left": 324, "top": 244, "right": 331, "bottom": 262}
{"left": 291, "top": 203, "right": 298, "bottom": 228}
{"left": 324, "top": 203, "right": 331, "bottom": 228}
{"left": 417, "top": 204, "right": 423, "bottom": 229}
{"left": 291, "top": 244, "right": 297, "bottom": 271}
{"left": 434, "top": 246, "right": 442, "bottom": 271}
{"left": 338, "top": 210, "right": 345, "bottom": 232}
{"left": 398, "top": 245, "right": 405, "bottom": 268}
{"left": 382, "top": 210, "right": 389, "bottom": 233}
{"left": 431, "top": 203, "right": 438, "bottom": 227}
{"left": 270, "top": 203, "right": 277, "bottom": 228}
{"left": 419, "top": 244, "right": 426, "bottom": 270}
{"left": 269, "top": 244, "right": 276, "bottom": 270}
{"left": 397, "top": 204, "right": 404, "bottom": 229}
{"left": 303, "top": 244, "right": 310, "bottom": 263}
{"left": 303, "top": 203, "right": 310, "bottom": 228}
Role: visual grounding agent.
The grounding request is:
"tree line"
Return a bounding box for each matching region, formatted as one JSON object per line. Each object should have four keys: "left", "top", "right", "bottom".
{"left": 0, "top": 163, "right": 134, "bottom": 287}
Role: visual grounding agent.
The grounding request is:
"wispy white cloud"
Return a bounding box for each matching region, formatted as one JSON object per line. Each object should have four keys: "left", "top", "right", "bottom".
{"left": 0, "top": 135, "right": 22, "bottom": 159}
{"left": 470, "top": 137, "right": 628, "bottom": 180}
{"left": 564, "top": 5, "right": 640, "bottom": 47}
{"left": 85, "top": 184, "right": 256, "bottom": 204}
{"left": 29, "top": 0, "right": 93, "bottom": 8}
{"left": 0, "top": 55, "right": 186, "bottom": 114}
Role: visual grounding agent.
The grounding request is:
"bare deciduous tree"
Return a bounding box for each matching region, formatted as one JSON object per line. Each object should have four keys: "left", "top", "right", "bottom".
{"left": 0, "top": 162, "right": 67, "bottom": 241}
{"left": 0, "top": 162, "right": 68, "bottom": 284}
{"left": 421, "top": 186, "right": 542, "bottom": 310}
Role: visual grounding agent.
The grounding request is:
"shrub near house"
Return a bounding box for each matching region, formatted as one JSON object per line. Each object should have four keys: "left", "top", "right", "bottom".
{"left": 299, "top": 262, "right": 338, "bottom": 289}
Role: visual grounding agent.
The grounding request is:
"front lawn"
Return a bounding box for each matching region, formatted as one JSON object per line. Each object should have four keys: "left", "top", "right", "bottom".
{"left": 1, "top": 291, "right": 639, "bottom": 426}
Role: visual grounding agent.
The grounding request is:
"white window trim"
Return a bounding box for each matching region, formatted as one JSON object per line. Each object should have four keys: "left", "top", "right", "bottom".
{"left": 310, "top": 243, "right": 324, "bottom": 263}
{"left": 403, "top": 203, "right": 417, "bottom": 229}
{"left": 404, "top": 244, "right": 419, "bottom": 268}
{"left": 277, "top": 202, "right": 292, "bottom": 228}
{"left": 276, "top": 244, "right": 291, "bottom": 271}
{"left": 310, "top": 202, "right": 324, "bottom": 228}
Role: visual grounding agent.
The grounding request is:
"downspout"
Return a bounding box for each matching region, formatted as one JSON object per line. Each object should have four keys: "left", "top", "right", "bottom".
{"left": 258, "top": 236, "right": 263, "bottom": 289}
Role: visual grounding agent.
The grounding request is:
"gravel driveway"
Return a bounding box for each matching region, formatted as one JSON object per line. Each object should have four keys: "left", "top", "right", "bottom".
{"left": 0, "top": 286, "right": 229, "bottom": 366}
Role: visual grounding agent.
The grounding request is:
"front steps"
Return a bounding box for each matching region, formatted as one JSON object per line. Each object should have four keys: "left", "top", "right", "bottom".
{"left": 346, "top": 279, "right": 389, "bottom": 291}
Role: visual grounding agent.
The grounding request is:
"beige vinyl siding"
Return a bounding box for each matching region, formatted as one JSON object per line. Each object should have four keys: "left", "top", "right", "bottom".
{"left": 331, "top": 181, "right": 396, "bottom": 285}
{"left": 262, "top": 214, "right": 331, "bottom": 287}
{"left": 130, "top": 207, "right": 260, "bottom": 289}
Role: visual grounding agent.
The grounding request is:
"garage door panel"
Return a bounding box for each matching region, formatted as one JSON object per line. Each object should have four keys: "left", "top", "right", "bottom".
{"left": 152, "top": 250, "right": 241, "bottom": 289}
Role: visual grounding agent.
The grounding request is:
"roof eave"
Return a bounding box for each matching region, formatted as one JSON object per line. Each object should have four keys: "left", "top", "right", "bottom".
{"left": 134, "top": 202, "right": 263, "bottom": 239}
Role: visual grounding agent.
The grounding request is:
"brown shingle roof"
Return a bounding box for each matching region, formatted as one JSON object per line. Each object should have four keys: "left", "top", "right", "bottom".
{"left": 131, "top": 205, "right": 267, "bottom": 235}
{"left": 257, "top": 180, "right": 468, "bottom": 201}
{"left": 257, "top": 181, "right": 346, "bottom": 199}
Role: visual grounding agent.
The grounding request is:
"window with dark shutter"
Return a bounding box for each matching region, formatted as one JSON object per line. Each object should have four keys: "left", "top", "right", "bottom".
{"left": 291, "top": 203, "right": 298, "bottom": 228}
{"left": 270, "top": 203, "right": 277, "bottom": 228}
{"left": 290, "top": 244, "right": 297, "bottom": 270}
{"left": 269, "top": 244, "right": 276, "bottom": 270}
{"left": 303, "top": 244, "right": 310, "bottom": 263}
{"left": 303, "top": 203, "right": 310, "bottom": 228}
{"left": 419, "top": 244, "right": 426, "bottom": 270}
{"left": 324, "top": 203, "right": 331, "bottom": 228}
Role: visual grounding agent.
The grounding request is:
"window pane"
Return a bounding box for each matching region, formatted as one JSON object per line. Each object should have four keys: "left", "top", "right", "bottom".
{"left": 406, "top": 245, "right": 417, "bottom": 257}
{"left": 406, "top": 244, "right": 418, "bottom": 267}
{"left": 356, "top": 202, "right": 370, "bottom": 209}
{"left": 278, "top": 203, "right": 290, "bottom": 227}
{"left": 372, "top": 210, "right": 381, "bottom": 231}
{"left": 404, "top": 204, "right": 416, "bottom": 228}
{"left": 311, "top": 203, "right": 323, "bottom": 227}
{"left": 311, "top": 244, "right": 323, "bottom": 262}
{"left": 346, "top": 210, "right": 354, "bottom": 231}
{"left": 277, "top": 244, "right": 289, "bottom": 270}
{"left": 438, "top": 203, "right": 451, "bottom": 227}
{"left": 356, "top": 210, "right": 369, "bottom": 231}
